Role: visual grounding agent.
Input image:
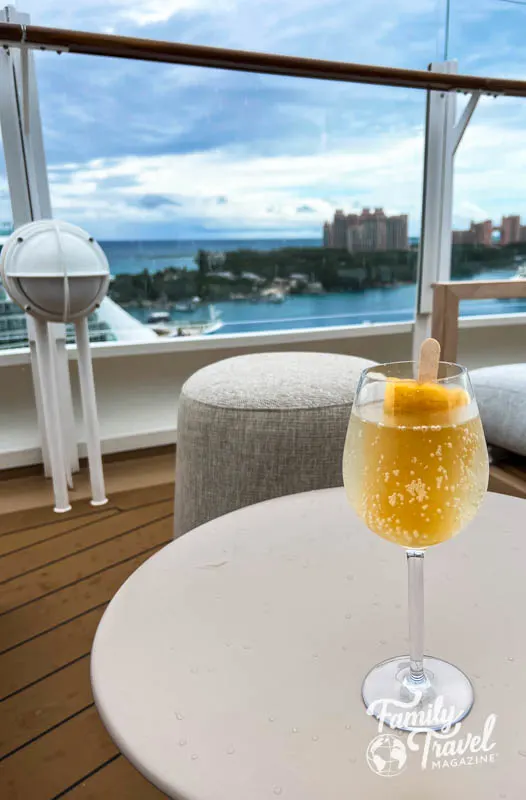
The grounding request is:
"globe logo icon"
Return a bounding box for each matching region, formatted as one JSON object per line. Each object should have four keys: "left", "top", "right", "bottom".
{"left": 366, "top": 733, "right": 407, "bottom": 777}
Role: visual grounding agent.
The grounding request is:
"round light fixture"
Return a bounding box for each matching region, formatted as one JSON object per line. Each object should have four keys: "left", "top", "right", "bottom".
{"left": 0, "top": 219, "right": 110, "bottom": 322}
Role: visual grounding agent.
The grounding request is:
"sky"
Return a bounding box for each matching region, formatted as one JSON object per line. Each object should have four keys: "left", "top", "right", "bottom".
{"left": 1, "top": 0, "right": 526, "bottom": 240}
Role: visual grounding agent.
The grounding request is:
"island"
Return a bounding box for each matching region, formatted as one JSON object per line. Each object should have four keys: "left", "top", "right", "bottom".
{"left": 107, "top": 243, "right": 525, "bottom": 308}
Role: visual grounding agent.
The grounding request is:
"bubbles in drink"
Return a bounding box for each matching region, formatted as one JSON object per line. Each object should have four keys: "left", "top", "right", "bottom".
{"left": 343, "top": 394, "right": 488, "bottom": 548}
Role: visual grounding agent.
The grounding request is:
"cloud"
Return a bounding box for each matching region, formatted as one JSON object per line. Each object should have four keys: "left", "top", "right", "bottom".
{"left": 98, "top": 175, "right": 139, "bottom": 190}
{"left": 120, "top": 0, "right": 235, "bottom": 26}
{"left": 131, "top": 194, "right": 183, "bottom": 209}
{"left": 47, "top": 129, "right": 424, "bottom": 238}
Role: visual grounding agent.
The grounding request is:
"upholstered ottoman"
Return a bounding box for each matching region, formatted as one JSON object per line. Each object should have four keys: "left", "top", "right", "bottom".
{"left": 174, "top": 352, "right": 375, "bottom": 537}
{"left": 471, "top": 363, "right": 526, "bottom": 457}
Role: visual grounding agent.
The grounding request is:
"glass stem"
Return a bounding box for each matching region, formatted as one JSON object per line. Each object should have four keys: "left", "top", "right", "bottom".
{"left": 407, "top": 549, "right": 426, "bottom": 685}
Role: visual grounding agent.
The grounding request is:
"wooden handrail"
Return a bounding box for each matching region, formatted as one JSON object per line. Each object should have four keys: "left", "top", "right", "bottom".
{"left": 431, "top": 280, "right": 526, "bottom": 362}
{"left": 1, "top": 23, "right": 526, "bottom": 95}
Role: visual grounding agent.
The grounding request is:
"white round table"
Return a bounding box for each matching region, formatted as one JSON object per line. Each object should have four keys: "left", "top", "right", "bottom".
{"left": 91, "top": 489, "right": 526, "bottom": 799}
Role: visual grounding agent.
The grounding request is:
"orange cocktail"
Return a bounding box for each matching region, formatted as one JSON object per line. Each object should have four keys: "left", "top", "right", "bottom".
{"left": 343, "top": 378, "right": 488, "bottom": 547}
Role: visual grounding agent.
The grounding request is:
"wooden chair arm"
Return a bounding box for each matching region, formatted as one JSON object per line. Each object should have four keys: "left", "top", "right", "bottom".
{"left": 431, "top": 280, "right": 526, "bottom": 362}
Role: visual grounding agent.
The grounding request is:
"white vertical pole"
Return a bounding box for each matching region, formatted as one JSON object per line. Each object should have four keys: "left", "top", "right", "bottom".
{"left": 49, "top": 322, "right": 79, "bottom": 480}
{"left": 414, "top": 61, "right": 458, "bottom": 361}
{"left": 33, "top": 318, "right": 71, "bottom": 512}
{"left": 0, "top": 29, "right": 32, "bottom": 225}
{"left": 0, "top": 6, "right": 79, "bottom": 492}
{"left": 26, "top": 318, "right": 51, "bottom": 476}
{"left": 75, "top": 317, "right": 107, "bottom": 506}
{"left": 11, "top": 9, "right": 80, "bottom": 479}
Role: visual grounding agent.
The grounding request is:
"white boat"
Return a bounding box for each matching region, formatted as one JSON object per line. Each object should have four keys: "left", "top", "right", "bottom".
{"left": 147, "top": 311, "right": 171, "bottom": 324}
{"left": 261, "top": 288, "right": 286, "bottom": 303}
{"left": 512, "top": 264, "right": 526, "bottom": 280}
{"left": 170, "top": 306, "right": 223, "bottom": 337}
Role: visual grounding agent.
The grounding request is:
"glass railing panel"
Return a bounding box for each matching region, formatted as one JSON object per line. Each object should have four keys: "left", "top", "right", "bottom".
{"left": 33, "top": 46, "right": 425, "bottom": 342}
{"left": 452, "top": 92, "right": 526, "bottom": 319}
{"left": 447, "top": 0, "right": 526, "bottom": 317}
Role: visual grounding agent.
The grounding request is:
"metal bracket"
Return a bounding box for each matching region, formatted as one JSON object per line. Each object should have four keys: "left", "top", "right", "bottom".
{"left": 452, "top": 91, "right": 480, "bottom": 154}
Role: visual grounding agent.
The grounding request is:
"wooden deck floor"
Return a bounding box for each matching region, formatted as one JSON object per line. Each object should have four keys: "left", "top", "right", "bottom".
{"left": 0, "top": 454, "right": 174, "bottom": 800}
{"left": 0, "top": 447, "right": 524, "bottom": 800}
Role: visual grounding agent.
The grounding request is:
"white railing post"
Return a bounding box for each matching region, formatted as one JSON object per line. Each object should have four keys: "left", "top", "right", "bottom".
{"left": 0, "top": 5, "right": 79, "bottom": 481}
{"left": 413, "top": 60, "right": 480, "bottom": 361}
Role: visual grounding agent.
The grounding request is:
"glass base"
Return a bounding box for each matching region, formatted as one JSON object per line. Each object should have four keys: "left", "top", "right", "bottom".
{"left": 362, "top": 655, "right": 474, "bottom": 732}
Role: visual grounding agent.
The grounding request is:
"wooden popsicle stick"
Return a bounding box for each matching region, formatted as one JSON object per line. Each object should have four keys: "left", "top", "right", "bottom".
{"left": 418, "top": 337, "right": 441, "bottom": 383}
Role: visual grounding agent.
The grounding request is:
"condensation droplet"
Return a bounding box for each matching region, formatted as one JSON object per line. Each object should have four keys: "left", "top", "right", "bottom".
{"left": 191, "top": 753, "right": 199, "bottom": 760}
{"left": 291, "top": 727, "right": 299, "bottom": 734}
{"left": 312, "top": 735, "right": 319, "bottom": 742}
{"left": 345, "top": 613, "right": 352, "bottom": 620}
{"left": 345, "top": 724, "right": 352, "bottom": 730}
{"left": 179, "top": 738, "right": 187, "bottom": 746}
{"left": 507, "top": 656, "right": 515, "bottom": 662}
{"left": 268, "top": 716, "right": 275, "bottom": 722}
{"left": 227, "top": 745, "right": 235, "bottom": 755}
{"left": 273, "top": 787, "right": 283, "bottom": 796}
{"left": 518, "top": 750, "right": 526, "bottom": 757}
{"left": 190, "top": 667, "right": 199, "bottom": 674}
{"left": 312, "top": 653, "right": 319, "bottom": 659}
{"left": 175, "top": 712, "right": 184, "bottom": 720}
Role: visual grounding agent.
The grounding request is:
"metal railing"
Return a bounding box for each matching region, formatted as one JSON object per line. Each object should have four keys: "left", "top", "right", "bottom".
{"left": 1, "top": 22, "right": 526, "bottom": 96}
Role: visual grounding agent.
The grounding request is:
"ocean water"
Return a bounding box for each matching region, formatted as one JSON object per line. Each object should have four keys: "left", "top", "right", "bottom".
{"left": 126, "top": 268, "right": 526, "bottom": 335}
{"left": 99, "top": 241, "right": 526, "bottom": 334}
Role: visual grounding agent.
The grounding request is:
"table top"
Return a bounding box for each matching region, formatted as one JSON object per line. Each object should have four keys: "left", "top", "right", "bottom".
{"left": 91, "top": 489, "right": 526, "bottom": 799}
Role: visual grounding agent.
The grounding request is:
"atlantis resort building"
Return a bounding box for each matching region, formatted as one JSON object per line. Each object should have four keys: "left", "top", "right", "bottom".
{"left": 452, "top": 215, "right": 526, "bottom": 246}
{"left": 323, "top": 208, "right": 409, "bottom": 252}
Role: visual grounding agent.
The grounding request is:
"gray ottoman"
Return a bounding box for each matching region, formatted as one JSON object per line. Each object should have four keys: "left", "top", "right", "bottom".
{"left": 471, "top": 363, "right": 526, "bottom": 457}
{"left": 174, "top": 352, "right": 375, "bottom": 537}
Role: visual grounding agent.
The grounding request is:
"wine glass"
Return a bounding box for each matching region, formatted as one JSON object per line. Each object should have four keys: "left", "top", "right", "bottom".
{"left": 342, "top": 360, "right": 489, "bottom": 731}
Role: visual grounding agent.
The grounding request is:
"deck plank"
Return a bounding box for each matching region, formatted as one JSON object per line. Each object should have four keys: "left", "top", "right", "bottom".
{"left": 0, "top": 607, "right": 104, "bottom": 699}
{"left": 0, "top": 500, "right": 114, "bottom": 537}
{"left": 0, "top": 544, "right": 166, "bottom": 651}
{"left": 0, "top": 511, "right": 173, "bottom": 613}
{"left": 111, "top": 482, "right": 174, "bottom": 511}
{"left": 0, "top": 657, "right": 92, "bottom": 759}
{"left": 0, "top": 707, "right": 117, "bottom": 800}
{"left": 0, "top": 501, "right": 170, "bottom": 583}
{"left": 60, "top": 756, "right": 168, "bottom": 799}
{"left": 0, "top": 509, "right": 117, "bottom": 559}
